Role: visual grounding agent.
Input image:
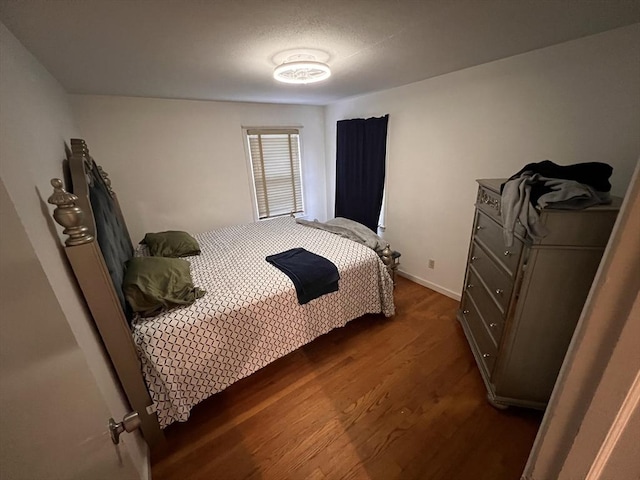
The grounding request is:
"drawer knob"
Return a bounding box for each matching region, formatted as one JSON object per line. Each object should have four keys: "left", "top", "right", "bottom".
{"left": 503, "top": 250, "right": 512, "bottom": 257}
{"left": 495, "top": 289, "right": 504, "bottom": 295}
{"left": 471, "top": 256, "right": 478, "bottom": 262}
{"left": 463, "top": 309, "right": 469, "bottom": 315}
{"left": 476, "top": 225, "right": 484, "bottom": 231}
{"left": 489, "top": 323, "right": 498, "bottom": 328}
{"left": 482, "top": 353, "right": 491, "bottom": 358}
{"left": 466, "top": 284, "right": 474, "bottom": 290}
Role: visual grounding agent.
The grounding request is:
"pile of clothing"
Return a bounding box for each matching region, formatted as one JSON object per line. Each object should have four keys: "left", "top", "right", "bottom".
{"left": 500, "top": 160, "right": 613, "bottom": 247}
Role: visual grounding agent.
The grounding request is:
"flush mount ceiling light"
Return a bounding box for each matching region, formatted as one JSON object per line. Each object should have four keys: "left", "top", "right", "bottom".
{"left": 273, "top": 54, "right": 331, "bottom": 85}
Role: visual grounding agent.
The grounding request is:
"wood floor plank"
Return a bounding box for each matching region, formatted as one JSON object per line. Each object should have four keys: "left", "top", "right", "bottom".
{"left": 152, "top": 276, "right": 542, "bottom": 480}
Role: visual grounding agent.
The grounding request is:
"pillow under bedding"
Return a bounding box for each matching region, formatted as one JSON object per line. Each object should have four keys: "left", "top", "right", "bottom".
{"left": 141, "top": 230, "right": 201, "bottom": 257}
{"left": 123, "top": 257, "right": 206, "bottom": 318}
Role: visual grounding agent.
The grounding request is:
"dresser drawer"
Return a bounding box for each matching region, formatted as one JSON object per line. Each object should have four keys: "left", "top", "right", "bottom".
{"left": 476, "top": 185, "right": 502, "bottom": 224}
{"left": 469, "top": 241, "right": 514, "bottom": 312}
{"left": 474, "top": 210, "right": 523, "bottom": 275}
{"left": 461, "top": 296, "right": 497, "bottom": 375}
{"left": 464, "top": 267, "right": 505, "bottom": 347}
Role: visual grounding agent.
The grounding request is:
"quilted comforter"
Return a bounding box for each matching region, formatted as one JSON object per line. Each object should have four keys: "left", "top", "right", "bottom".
{"left": 132, "top": 217, "right": 395, "bottom": 427}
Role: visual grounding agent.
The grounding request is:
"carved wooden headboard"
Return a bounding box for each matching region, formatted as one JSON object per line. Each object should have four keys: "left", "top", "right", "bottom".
{"left": 48, "top": 139, "right": 163, "bottom": 447}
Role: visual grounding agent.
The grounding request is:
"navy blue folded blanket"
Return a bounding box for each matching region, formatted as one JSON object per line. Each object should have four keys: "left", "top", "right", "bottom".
{"left": 266, "top": 248, "right": 340, "bottom": 305}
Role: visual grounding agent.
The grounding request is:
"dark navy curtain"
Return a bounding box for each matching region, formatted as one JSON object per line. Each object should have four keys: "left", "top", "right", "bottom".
{"left": 334, "top": 115, "right": 389, "bottom": 232}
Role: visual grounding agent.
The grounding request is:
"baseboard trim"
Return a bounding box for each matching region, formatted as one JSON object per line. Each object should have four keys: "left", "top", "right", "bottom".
{"left": 397, "top": 271, "right": 461, "bottom": 301}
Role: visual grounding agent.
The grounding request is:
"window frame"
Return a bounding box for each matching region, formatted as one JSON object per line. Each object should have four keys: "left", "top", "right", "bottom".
{"left": 242, "top": 126, "right": 305, "bottom": 222}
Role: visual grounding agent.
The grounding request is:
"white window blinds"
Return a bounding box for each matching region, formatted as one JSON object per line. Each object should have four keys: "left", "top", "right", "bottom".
{"left": 247, "top": 129, "right": 304, "bottom": 219}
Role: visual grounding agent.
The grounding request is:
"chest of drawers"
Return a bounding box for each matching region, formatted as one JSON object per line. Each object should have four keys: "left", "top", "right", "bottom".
{"left": 457, "top": 179, "right": 620, "bottom": 409}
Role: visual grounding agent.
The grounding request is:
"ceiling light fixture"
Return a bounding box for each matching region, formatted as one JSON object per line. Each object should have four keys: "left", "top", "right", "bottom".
{"left": 273, "top": 54, "right": 331, "bottom": 85}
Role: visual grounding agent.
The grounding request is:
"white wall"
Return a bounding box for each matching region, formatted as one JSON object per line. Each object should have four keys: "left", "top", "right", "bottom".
{"left": 0, "top": 23, "right": 147, "bottom": 479}
{"left": 70, "top": 95, "right": 327, "bottom": 243}
{"left": 324, "top": 24, "right": 640, "bottom": 299}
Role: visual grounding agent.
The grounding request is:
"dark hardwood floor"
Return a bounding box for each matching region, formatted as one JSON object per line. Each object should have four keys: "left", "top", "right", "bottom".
{"left": 152, "top": 276, "right": 542, "bottom": 480}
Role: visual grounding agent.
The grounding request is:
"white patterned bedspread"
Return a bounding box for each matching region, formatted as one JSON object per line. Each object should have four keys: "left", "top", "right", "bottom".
{"left": 132, "top": 217, "right": 395, "bottom": 428}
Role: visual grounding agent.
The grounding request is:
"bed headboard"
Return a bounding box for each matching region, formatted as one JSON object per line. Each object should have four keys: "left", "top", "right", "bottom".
{"left": 47, "top": 138, "right": 163, "bottom": 447}
{"left": 54, "top": 139, "right": 135, "bottom": 313}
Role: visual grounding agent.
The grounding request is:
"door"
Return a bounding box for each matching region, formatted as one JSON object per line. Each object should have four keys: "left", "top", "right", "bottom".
{"left": 0, "top": 181, "right": 142, "bottom": 480}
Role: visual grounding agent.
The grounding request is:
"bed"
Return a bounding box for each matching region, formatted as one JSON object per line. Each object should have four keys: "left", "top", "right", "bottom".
{"left": 47, "top": 139, "right": 395, "bottom": 445}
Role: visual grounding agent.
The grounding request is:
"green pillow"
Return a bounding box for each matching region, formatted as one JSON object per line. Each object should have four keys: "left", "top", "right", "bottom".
{"left": 123, "top": 257, "right": 206, "bottom": 318}
{"left": 141, "top": 230, "right": 201, "bottom": 257}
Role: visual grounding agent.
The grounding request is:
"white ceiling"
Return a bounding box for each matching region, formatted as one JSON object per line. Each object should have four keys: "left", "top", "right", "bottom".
{"left": 0, "top": 0, "right": 638, "bottom": 106}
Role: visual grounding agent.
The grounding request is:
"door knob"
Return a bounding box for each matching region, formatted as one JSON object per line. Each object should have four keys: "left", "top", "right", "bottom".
{"left": 109, "top": 411, "right": 141, "bottom": 445}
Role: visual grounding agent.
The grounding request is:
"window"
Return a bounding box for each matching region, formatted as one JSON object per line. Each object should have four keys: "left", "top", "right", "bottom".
{"left": 246, "top": 128, "right": 304, "bottom": 219}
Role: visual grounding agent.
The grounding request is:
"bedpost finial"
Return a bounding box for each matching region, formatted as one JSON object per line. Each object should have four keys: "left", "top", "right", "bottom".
{"left": 48, "top": 178, "right": 78, "bottom": 207}
{"left": 47, "top": 178, "right": 94, "bottom": 246}
{"left": 380, "top": 245, "right": 393, "bottom": 266}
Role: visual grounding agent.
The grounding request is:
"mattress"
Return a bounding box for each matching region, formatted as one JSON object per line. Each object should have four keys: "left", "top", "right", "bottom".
{"left": 132, "top": 216, "right": 395, "bottom": 427}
